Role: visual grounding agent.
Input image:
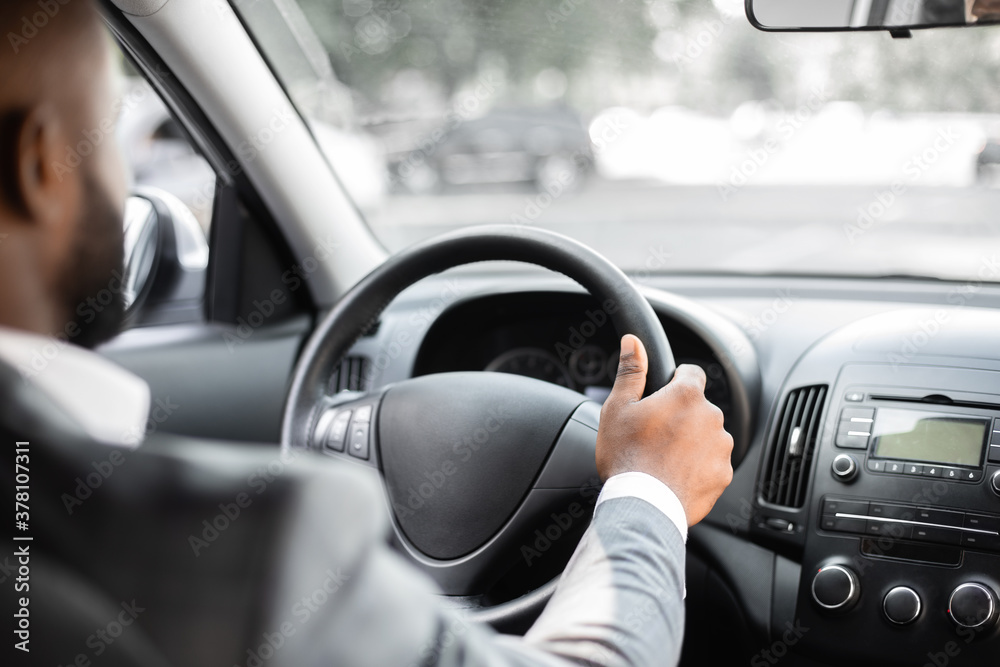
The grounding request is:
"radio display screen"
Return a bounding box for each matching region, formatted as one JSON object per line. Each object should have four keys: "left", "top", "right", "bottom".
{"left": 872, "top": 409, "right": 988, "bottom": 467}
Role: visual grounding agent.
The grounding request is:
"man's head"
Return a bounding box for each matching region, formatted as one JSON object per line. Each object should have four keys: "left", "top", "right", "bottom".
{"left": 0, "top": 0, "right": 128, "bottom": 348}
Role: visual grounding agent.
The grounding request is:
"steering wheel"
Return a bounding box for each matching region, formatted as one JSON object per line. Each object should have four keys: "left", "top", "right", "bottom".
{"left": 282, "top": 225, "right": 675, "bottom": 628}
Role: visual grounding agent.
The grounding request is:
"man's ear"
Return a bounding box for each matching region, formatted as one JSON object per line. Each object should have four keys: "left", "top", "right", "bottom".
{"left": 14, "top": 104, "right": 79, "bottom": 229}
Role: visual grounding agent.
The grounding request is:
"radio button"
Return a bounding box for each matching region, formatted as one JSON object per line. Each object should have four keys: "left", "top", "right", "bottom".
{"left": 823, "top": 499, "right": 869, "bottom": 516}
{"left": 822, "top": 516, "right": 867, "bottom": 534}
{"left": 912, "top": 526, "right": 961, "bottom": 545}
{"left": 840, "top": 407, "right": 875, "bottom": 422}
{"left": 991, "top": 418, "right": 1000, "bottom": 444}
{"left": 869, "top": 504, "right": 914, "bottom": 520}
{"left": 914, "top": 508, "right": 964, "bottom": 527}
{"left": 988, "top": 445, "right": 1000, "bottom": 464}
{"left": 835, "top": 430, "right": 870, "bottom": 450}
{"left": 905, "top": 463, "right": 924, "bottom": 476}
{"left": 961, "top": 532, "right": 1000, "bottom": 551}
{"left": 961, "top": 469, "right": 983, "bottom": 483}
{"left": 886, "top": 461, "right": 906, "bottom": 474}
{"left": 867, "top": 459, "right": 885, "bottom": 472}
{"left": 964, "top": 513, "right": 1000, "bottom": 532}
{"left": 866, "top": 520, "right": 911, "bottom": 539}
{"left": 942, "top": 467, "right": 962, "bottom": 480}
{"left": 922, "top": 465, "right": 944, "bottom": 477}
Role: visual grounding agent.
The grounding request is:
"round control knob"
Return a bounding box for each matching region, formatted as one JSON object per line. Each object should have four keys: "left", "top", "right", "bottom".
{"left": 812, "top": 564, "right": 860, "bottom": 611}
{"left": 990, "top": 471, "right": 1000, "bottom": 497}
{"left": 948, "top": 583, "right": 998, "bottom": 629}
{"left": 883, "top": 586, "right": 922, "bottom": 625}
{"left": 831, "top": 454, "right": 858, "bottom": 482}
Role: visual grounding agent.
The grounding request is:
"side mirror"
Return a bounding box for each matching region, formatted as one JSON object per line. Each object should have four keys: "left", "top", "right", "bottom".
{"left": 747, "top": 0, "right": 1000, "bottom": 32}
{"left": 122, "top": 187, "right": 209, "bottom": 325}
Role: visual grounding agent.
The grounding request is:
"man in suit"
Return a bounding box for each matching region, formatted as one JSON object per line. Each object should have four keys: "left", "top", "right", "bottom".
{"left": 0, "top": 1, "right": 734, "bottom": 665}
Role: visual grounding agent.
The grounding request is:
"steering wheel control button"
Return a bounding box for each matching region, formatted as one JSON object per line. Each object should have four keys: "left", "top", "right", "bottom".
{"left": 353, "top": 404, "right": 373, "bottom": 423}
{"left": 348, "top": 421, "right": 371, "bottom": 460}
{"left": 325, "top": 410, "right": 352, "bottom": 452}
{"left": 948, "top": 583, "right": 998, "bottom": 630}
{"left": 312, "top": 410, "right": 338, "bottom": 449}
{"left": 883, "top": 587, "right": 922, "bottom": 625}
{"left": 831, "top": 454, "right": 858, "bottom": 482}
{"left": 812, "top": 565, "right": 860, "bottom": 611}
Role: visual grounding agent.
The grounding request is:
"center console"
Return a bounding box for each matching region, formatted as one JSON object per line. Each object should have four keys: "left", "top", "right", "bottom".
{"left": 756, "top": 363, "right": 1000, "bottom": 665}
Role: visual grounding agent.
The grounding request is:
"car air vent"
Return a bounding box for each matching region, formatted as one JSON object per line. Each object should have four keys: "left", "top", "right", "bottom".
{"left": 330, "top": 356, "right": 370, "bottom": 393}
{"left": 760, "top": 385, "right": 828, "bottom": 509}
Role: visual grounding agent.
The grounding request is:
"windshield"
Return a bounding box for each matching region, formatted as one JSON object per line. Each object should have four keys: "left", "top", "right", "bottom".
{"left": 236, "top": 0, "right": 1000, "bottom": 282}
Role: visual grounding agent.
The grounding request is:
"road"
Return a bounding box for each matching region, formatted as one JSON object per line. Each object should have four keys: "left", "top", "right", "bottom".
{"left": 364, "top": 181, "right": 1000, "bottom": 281}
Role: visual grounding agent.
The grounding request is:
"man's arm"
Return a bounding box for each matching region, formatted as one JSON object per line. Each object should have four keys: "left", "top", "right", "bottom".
{"left": 275, "top": 334, "right": 732, "bottom": 667}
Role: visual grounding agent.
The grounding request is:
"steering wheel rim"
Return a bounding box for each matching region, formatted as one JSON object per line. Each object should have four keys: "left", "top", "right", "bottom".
{"left": 281, "top": 224, "right": 675, "bottom": 624}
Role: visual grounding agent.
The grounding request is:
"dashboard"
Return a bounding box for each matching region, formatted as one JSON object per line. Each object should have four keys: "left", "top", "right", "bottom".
{"left": 410, "top": 291, "right": 734, "bottom": 419}
{"left": 351, "top": 271, "right": 1000, "bottom": 666}
{"left": 105, "top": 268, "right": 1000, "bottom": 667}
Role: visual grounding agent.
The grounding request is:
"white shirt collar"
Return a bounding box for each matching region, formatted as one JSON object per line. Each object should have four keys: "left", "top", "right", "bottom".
{"left": 0, "top": 326, "right": 150, "bottom": 447}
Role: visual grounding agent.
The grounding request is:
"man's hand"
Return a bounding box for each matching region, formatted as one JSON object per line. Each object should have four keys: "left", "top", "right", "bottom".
{"left": 596, "top": 334, "right": 734, "bottom": 526}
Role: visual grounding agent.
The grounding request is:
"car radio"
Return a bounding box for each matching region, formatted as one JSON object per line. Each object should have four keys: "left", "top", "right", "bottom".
{"left": 829, "top": 399, "right": 1000, "bottom": 490}
{"left": 788, "top": 385, "right": 1000, "bottom": 665}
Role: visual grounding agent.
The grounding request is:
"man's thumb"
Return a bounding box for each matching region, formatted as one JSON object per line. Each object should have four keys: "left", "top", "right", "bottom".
{"left": 607, "top": 334, "right": 647, "bottom": 404}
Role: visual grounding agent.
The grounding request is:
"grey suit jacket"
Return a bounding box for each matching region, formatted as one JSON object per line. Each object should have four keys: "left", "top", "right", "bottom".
{"left": 262, "top": 453, "right": 687, "bottom": 667}
{"left": 1, "top": 362, "right": 685, "bottom": 667}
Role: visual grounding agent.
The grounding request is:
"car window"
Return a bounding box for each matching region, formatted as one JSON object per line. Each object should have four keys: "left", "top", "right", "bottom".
{"left": 115, "top": 48, "right": 216, "bottom": 234}
{"left": 237, "top": 0, "right": 1000, "bottom": 283}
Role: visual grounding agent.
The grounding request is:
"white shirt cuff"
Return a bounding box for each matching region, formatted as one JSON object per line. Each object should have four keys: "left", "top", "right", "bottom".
{"left": 596, "top": 471, "right": 688, "bottom": 543}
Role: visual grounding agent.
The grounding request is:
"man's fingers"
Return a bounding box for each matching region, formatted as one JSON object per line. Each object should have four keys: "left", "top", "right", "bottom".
{"left": 668, "top": 363, "right": 708, "bottom": 396}
{"left": 607, "top": 334, "right": 648, "bottom": 405}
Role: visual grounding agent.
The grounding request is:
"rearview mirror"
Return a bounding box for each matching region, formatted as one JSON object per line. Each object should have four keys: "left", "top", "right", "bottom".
{"left": 747, "top": 0, "right": 1000, "bottom": 32}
